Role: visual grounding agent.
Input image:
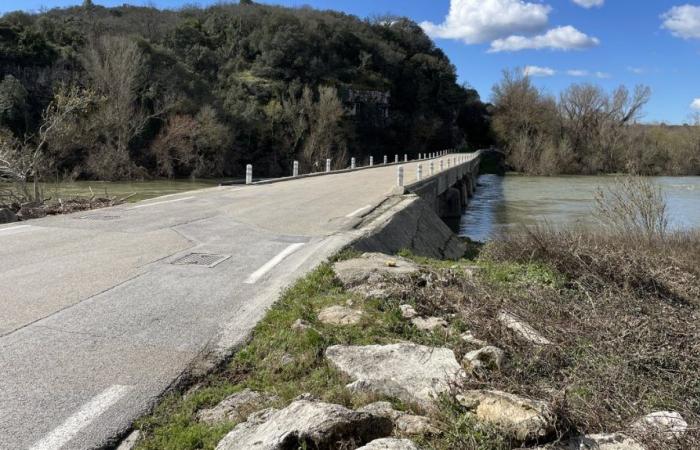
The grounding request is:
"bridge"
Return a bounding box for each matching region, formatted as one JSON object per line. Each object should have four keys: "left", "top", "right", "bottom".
{"left": 0, "top": 151, "right": 481, "bottom": 449}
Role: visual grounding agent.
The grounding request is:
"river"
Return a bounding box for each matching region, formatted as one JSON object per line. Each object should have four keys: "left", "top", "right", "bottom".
{"left": 31, "top": 179, "right": 224, "bottom": 203}
{"left": 459, "top": 175, "right": 700, "bottom": 241}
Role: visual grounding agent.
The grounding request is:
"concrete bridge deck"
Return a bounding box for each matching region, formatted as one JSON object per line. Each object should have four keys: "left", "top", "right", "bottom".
{"left": 0, "top": 152, "right": 480, "bottom": 449}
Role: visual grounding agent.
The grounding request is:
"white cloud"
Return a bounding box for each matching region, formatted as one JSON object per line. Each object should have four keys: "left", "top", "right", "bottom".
{"left": 523, "top": 65, "right": 556, "bottom": 77}
{"left": 566, "top": 69, "right": 610, "bottom": 78}
{"left": 573, "top": 0, "right": 604, "bottom": 8}
{"left": 420, "top": 0, "right": 551, "bottom": 44}
{"left": 662, "top": 5, "right": 700, "bottom": 39}
{"left": 691, "top": 98, "right": 700, "bottom": 110}
{"left": 627, "top": 66, "right": 646, "bottom": 74}
{"left": 489, "top": 26, "right": 600, "bottom": 52}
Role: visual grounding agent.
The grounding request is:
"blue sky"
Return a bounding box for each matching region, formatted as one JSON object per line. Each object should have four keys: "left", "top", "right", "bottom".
{"left": 3, "top": 0, "right": 700, "bottom": 124}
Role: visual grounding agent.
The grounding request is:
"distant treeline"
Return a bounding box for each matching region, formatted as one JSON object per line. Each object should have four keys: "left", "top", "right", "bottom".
{"left": 0, "top": 0, "right": 492, "bottom": 181}
{"left": 491, "top": 70, "right": 700, "bottom": 176}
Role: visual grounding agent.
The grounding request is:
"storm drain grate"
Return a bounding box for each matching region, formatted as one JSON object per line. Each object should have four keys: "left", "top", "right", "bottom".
{"left": 171, "top": 253, "right": 231, "bottom": 268}
{"left": 79, "top": 214, "right": 121, "bottom": 221}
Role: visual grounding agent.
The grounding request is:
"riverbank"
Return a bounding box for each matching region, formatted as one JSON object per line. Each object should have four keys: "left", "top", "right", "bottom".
{"left": 128, "top": 229, "right": 698, "bottom": 449}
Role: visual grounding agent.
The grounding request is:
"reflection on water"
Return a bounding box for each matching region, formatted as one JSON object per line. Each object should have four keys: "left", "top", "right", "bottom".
{"left": 459, "top": 174, "right": 700, "bottom": 242}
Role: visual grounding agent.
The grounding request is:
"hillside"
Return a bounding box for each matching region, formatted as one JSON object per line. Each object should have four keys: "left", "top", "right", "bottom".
{"left": 0, "top": 1, "right": 491, "bottom": 181}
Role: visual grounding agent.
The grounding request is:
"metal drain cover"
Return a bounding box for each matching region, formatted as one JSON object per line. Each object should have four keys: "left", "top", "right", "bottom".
{"left": 171, "top": 253, "right": 231, "bottom": 268}
{"left": 79, "top": 215, "right": 121, "bottom": 220}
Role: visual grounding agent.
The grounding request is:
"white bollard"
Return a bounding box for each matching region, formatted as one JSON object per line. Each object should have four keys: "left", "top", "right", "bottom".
{"left": 351, "top": 157, "right": 356, "bottom": 170}
{"left": 394, "top": 154, "right": 399, "bottom": 163}
{"left": 430, "top": 161, "right": 435, "bottom": 176}
{"left": 404, "top": 154, "right": 408, "bottom": 162}
{"left": 440, "top": 160, "right": 444, "bottom": 171}
{"left": 417, "top": 164, "right": 423, "bottom": 181}
{"left": 383, "top": 155, "right": 388, "bottom": 164}
{"left": 293, "top": 160, "right": 299, "bottom": 177}
{"left": 245, "top": 164, "right": 253, "bottom": 185}
{"left": 326, "top": 159, "right": 331, "bottom": 173}
{"left": 396, "top": 165, "right": 404, "bottom": 187}
{"left": 369, "top": 156, "right": 374, "bottom": 166}
{"left": 447, "top": 158, "right": 451, "bottom": 168}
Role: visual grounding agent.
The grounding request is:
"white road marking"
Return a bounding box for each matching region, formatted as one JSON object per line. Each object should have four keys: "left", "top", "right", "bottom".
{"left": 0, "top": 225, "right": 33, "bottom": 236}
{"left": 345, "top": 205, "right": 373, "bottom": 218}
{"left": 29, "top": 385, "right": 131, "bottom": 450}
{"left": 245, "top": 243, "right": 305, "bottom": 284}
{"left": 131, "top": 196, "right": 195, "bottom": 209}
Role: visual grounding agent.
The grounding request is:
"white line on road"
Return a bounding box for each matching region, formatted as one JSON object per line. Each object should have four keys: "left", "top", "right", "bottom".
{"left": 29, "top": 385, "right": 132, "bottom": 450}
{"left": 345, "top": 205, "right": 373, "bottom": 218}
{"left": 245, "top": 243, "right": 305, "bottom": 284}
{"left": 131, "top": 196, "right": 195, "bottom": 209}
{"left": 0, "top": 225, "right": 32, "bottom": 236}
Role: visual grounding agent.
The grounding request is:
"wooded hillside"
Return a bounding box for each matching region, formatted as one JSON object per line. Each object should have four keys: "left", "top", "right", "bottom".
{"left": 0, "top": 1, "right": 492, "bottom": 181}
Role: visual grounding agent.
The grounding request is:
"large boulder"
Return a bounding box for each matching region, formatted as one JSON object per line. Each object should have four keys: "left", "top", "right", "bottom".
{"left": 332, "top": 253, "right": 419, "bottom": 299}
{"left": 457, "top": 390, "right": 555, "bottom": 442}
{"left": 0, "top": 208, "right": 18, "bottom": 224}
{"left": 197, "top": 389, "right": 279, "bottom": 425}
{"left": 325, "top": 343, "right": 463, "bottom": 409}
{"left": 318, "top": 305, "right": 363, "bottom": 326}
{"left": 215, "top": 399, "right": 392, "bottom": 450}
{"left": 356, "top": 438, "right": 421, "bottom": 450}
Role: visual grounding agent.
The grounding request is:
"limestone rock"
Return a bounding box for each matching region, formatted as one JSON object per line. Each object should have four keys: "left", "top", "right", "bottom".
{"left": 0, "top": 208, "right": 18, "bottom": 224}
{"left": 215, "top": 399, "right": 392, "bottom": 450}
{"left": 499, "top": 311, "right": 552, "bottom": 345}
{"left": 630, "top": 410, "right": 687, "bottom": 441}
{"left": 411, "top": 316, "right": 448, "bottom": 332}
{"left": 399, "top": 304, "right": 417, "bottom": 319}
{"left": 456, "top": 390, "right": 555, "bottom": 442}
{"left": 333, "top": 253, "right": 419, "bottom": 299}
{"left": 291, "top": 319, "right": 311, "bottom": 331}
{"left": 357, "top": 438, "right": 421, "bottom": 450}
{"left": 463, "top": 346, "right": 505, "bottom": 371}
{"left": 573, "top": 433, "right": 645, "bottom": 450}
{"left": 318, "top": 305, "right": 363, "bottom": 325}
{"left": 326, "top": 343, "right": 463, "bottom": 409}
{"left": 197, "top": 389, "right": 279, "bottom": 425}
{"left": 358, "top": 402, "right": 436, "bottom": 435}
{"left": 358, "top": 402, "right": 403, "bottom": 421}
{"left": 460, "top": 331, "right": 487, "bottom": 347}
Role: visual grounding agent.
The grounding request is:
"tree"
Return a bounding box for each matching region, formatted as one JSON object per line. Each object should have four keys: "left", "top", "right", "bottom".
{"left": 0, "top": 85, "right": 95, "bottom": 200}
{"left": 0, "top": 75, "right": 28, "bottom": 133}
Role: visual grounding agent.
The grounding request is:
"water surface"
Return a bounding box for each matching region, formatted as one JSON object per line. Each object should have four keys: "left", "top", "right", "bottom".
{"left": 25, "top": 179, "right": 224, "bottom": 203}
{"left": 459, "top": 174, "right": 700, "bottom": 241}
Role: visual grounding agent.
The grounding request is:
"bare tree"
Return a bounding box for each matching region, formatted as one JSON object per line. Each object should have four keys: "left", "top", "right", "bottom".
{"left": 0, "top": 85, "right": 95, "bottom": 201}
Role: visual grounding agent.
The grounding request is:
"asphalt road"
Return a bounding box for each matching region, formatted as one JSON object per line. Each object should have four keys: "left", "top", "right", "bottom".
{"left": 0, "top": 154, "right": 475, "bottom": 450}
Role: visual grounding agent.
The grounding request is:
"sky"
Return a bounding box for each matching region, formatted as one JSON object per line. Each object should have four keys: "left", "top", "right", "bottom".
{"left": 2, "top": 0, "right": 700, "bottom": 124}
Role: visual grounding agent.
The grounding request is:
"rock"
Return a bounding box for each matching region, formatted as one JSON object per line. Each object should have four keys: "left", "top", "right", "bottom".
{"left": 291, "top": 319, "right": 311, "bottom": 331}
{"left": 197, "top": 389, "right": 279, "bottom": 425}
{"left": 411, "top": 316, "right": 448, "bottom": 332}
{"left": 456, "top": 390, "right": 555, "bottom": 442}
{"left": 460, "top": 331, "right": 487, "bottom": 347}
{"left": 630, "top": 410, "right": 687, "bottom": 441}
{"left": 115, "top": 430, "right": 141, "bottom": 450}
{"left": 333, "top": 253, "right": 420, "bottom": 299}
{"left": 326, "top": 343, "right": 463, "bottom": 409}
{"left": 318, "top": 305, "right": 363, "bottom": 325}
{"left": 395, "top": 414, "right": 436, "bottom": 435}
{"left": 358, "top": 402, "right": 436, "bottom": 435}
{"left": 358, "top": 402, "right": 403, "bottom": 421}
{"left": 498, "top": 311, "right": 552, "bottom": 345}
{"left": 0, "top": 208, "right": 18, "bottom": 224}
{"left": 357, "top": 438, "right": 421, "bottom": 450}
{"left": 215, "top": 399, "right": 393, "bottom": 450}
{"left": 572, "top": 433, "right": 645, "bottom": 450}
{"left": 399, "top": 304, "right": 417, "bottom": 319}
{"left": 463, "top": 346, "right": 505, "bottom": 371}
